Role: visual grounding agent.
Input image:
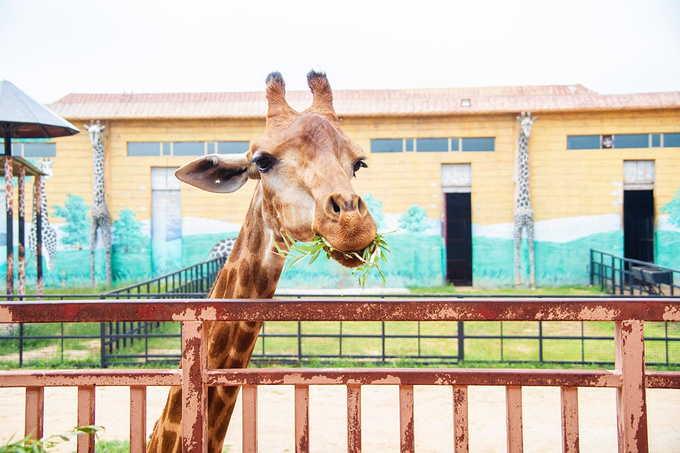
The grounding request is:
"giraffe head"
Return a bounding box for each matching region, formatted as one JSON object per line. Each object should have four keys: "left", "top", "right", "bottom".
{"left": 38, "top": 159, "right": 54, "bottom": 181}
{"left": 176, "top": 71, "right": 377, "bottom": 267}
{"left": 83, "top": 119, "right": 105, "bottom": 148}
{"left": 517, "top": 112, "right": 537, "bottom": 138}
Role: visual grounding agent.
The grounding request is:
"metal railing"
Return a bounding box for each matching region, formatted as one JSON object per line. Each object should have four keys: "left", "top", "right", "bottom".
{"left": 103, "top": 255, "right": 227, "bottom": 297}
{"left": 590, "top": 249, "right": 678, "bottom": 295}
{"left": 1, "top": 297, "right": 679, "bottom": 452}
{"left": 3, "top": 292, "right": 680, "bottom": 368}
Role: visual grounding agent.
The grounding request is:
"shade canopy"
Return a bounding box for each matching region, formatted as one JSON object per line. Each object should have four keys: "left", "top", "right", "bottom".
{"left": 0, "top": 80, "right": 79, "bottom": 139}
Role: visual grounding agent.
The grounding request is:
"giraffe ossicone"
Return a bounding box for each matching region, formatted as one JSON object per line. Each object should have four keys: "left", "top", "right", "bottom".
{"left": 147, "top": 70, "right": 377, "bottom": 453}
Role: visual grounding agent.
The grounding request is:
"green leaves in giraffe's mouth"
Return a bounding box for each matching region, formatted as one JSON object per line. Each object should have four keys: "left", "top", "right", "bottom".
{"left": 273, "top": 232, "right": 392, "bottom": 287}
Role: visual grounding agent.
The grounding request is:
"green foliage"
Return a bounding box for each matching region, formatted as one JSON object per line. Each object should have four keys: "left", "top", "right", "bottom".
{"left": 362, "top": 193, "right": 385, "bottom": 230}
{"left": 113, "top": 208, "right": 146, "bottom": 253}
{"left": 398, "top": 204, "right": 429, "bottom": 233}
{"left": 53, "top": 195, "right": 90, "bottom": 248}
{"left": 274, "top": 232, "right": 391, "bottom": 287}
{"left": 0, "top": 425, "right": 103, "bottom": 452}
{"left": 661, "top": 187, "right": 680, "bottom": 228}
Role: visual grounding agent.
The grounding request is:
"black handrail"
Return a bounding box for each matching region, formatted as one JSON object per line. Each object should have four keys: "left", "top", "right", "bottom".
{"left": 590, "top": 249, "right": 678, "bottom": 296}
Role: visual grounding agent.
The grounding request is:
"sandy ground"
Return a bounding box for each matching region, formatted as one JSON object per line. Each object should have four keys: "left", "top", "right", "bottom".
{"left": 1, "top": 385, "right": 679, "bottom": 452}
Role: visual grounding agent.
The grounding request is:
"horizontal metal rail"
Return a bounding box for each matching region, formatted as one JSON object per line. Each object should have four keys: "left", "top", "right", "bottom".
{"left": 2, "top": 297, "right": 680, "bottom": 323}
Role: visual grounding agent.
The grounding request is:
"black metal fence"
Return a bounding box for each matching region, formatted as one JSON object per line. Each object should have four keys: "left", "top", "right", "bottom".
{"left": 590, "top": 249, "right": 679, "bottom": 296}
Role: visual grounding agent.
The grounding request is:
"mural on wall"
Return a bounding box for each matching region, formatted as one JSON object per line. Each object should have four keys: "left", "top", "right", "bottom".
{"left": 28, "top": 160, "right": 57, "bottom": 271}
{"left": 8, "top": 184, "right": 680, "bottom": 290}
{"left": 53, "top": 195, "right": 90, "bottom": 249}
{"left": 399, "top": 205, "right": 430, "bottom": 233}
{"left": 661, "top": 188, "right": 680, "bottom": 228}
{"left": 658, "top": 187, "right": 680, "bottom": 269}
{"left": 84, "top": 120, "right": 113, "bottom": 287}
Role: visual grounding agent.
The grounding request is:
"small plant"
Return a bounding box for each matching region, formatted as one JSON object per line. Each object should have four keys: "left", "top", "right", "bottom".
{"left": 1, "top": 425, "right": 103, "bottom": 452}
{"left": 274, "top": 233, "right": 391, "bottom": 287}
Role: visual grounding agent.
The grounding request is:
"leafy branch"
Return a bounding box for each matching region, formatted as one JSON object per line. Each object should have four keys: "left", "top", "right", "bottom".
{"left": 274, "top": 232, "right": 392, "bottom": 287}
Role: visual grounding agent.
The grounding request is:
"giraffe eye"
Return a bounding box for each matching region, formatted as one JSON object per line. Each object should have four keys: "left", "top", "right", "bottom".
{"left": 251, "top": 154, "right": 275, "bottom": 173}
{"left": 353, "top": 159, "right": 367, "bottom": 177}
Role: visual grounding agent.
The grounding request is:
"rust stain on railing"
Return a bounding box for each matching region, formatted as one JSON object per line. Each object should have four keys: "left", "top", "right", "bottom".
{"left": 0, "top": 297, "right": 679, "bottom": 453}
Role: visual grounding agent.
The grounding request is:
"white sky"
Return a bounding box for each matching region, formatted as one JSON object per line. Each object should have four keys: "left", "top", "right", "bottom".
{"left": 1, "top": 0, "right": 679, "bottom": 104}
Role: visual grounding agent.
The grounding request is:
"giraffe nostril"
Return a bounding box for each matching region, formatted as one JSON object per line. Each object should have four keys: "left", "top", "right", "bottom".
{"left": 331, "top": 197, "right": 341, "bottom": 215}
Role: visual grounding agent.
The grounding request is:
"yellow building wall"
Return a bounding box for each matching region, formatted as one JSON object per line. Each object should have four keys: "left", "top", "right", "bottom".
{"left": 529, "top": 110, "right": 680, "bottom": 223}
{"left": 45, "top": 108, "right": 679, "bottom": 231}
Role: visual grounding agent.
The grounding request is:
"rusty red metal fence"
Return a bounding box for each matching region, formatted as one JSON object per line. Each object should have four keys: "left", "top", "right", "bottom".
{"left": 3, "top": 294, "right": 680, "bottom": 368}
{"left": 1, "top": 297, "right": 680, "bottom": 453}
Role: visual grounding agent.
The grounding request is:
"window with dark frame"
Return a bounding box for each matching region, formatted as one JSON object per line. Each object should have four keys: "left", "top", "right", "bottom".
{"left": 371, "top": 137, "right": 495, "bottom": 153}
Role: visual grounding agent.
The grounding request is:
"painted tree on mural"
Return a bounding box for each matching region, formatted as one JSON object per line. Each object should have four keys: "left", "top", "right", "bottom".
{"left": 53, "top": 194, "right": 90, "bottom": 249}
{"left": 362, "top": 193, "right": 385, "bottom": 230}
{"left": 112, "top": 208, "right": 146, "bottom": 253}
{"left": 661, "top": 188, "right": 680, "bottom": 228}
{"left": 399, "top": 204, "right": 430, "bottom": 233}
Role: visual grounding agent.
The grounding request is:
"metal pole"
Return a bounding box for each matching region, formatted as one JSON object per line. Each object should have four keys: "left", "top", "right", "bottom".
{"left": 35, "top": 174, "right": 43, "bottom": 297}
{"left": 457, "top": 321, "right": 465, "bottom": 363}
{"left": 19, "top": 323, "right": 24, "bottom": 367}
{"left": 538, "top": 321, "right": 544, "bottom": 362}
{"left": 297, "top": 321, "right": 302, "bottom": 364}
{"left": 17, "top": 166, "right": 25, "bottom": 296}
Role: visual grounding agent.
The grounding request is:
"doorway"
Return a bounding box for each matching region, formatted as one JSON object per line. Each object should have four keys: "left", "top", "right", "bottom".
{"left": 445, "top": 192, "right": 472, "bottom": 285}
{"left": 623, "top": 190, "right": 654, "bottom": 263}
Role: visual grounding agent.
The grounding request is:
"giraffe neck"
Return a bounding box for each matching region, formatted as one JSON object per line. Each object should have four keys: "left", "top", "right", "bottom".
{"left": 514, "top": 132, "right": 532, "bottom": 212}
{"left": 147, "top": 183, "right": 286, "bottom": 453}
{"left": 39, "top": 179, "right": 49, "bottom": 223}
{"left": 93, "top": 141, "right": 106, "bottom": 207}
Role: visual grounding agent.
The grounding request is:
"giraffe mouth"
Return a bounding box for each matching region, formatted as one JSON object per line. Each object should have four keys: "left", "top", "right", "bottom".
{"left": 328, "top": 248, "right": 366, "bottom": 268}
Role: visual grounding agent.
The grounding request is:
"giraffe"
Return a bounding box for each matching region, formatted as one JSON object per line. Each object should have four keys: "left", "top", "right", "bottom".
{"left": 84, "top": 120, "right": 112, "bottom": 287}
{"left": 146, "top": 70, "right": 377, "bottom": 453}
{"left": 28, "top": 160, "right": 57, "bottom": 272}
{"left": 207, "top": 237, "right": 237, "bottom": 261}
{"left": 513, "top": 112, "right": 537, "bottom": 289}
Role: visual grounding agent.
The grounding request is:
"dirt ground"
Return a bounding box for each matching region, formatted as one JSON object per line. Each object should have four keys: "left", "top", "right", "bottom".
{"left": 1, "top": 385, "right": 679, "bottom": 452}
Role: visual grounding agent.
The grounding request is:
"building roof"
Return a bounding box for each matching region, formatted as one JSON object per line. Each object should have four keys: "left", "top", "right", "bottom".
{"left": 47, "top": 84, "right": 680, "bottom": 120}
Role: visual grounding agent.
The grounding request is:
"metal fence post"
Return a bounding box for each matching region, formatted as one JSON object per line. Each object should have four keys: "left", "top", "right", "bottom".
{"left": 457, "top": 321, "right": 465, "bottom": 363}
{"left": 538, "top": 321, "right": 544, "bottom": 362}
{"left": 615, "top": 320, "right": 648, "bottom": 452}
{"left": 297, "top": 321, "right": 302, "bottom": 364}
{"left": 381, "top": 321, "right": 386, "bottom": 363}
{"left": 100, "top": 322, "right": 106, "bottom": 368}
{"left": 19, "top": 323, "right": 24, "bottom": 367}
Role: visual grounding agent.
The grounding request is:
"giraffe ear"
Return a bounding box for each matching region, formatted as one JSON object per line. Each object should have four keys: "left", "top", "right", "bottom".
{"left": 175, "top": 153, "right": 250, "bottom": 193}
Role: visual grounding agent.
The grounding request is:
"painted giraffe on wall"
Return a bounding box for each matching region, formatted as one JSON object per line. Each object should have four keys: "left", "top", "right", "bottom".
{"left": 513, "top": 112, "right": 537, "bottom": 289}
{"left": 28, "top": 160, "right": 57, "bottom": 272}
{"left": 146, "top": 71, "right": 377, "bottom": 453}
{"left": 207, "top": 237, "right": 236, "bottom": 261}
{"left": 84, "top": 120, "right": 112, "bottom": 287}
